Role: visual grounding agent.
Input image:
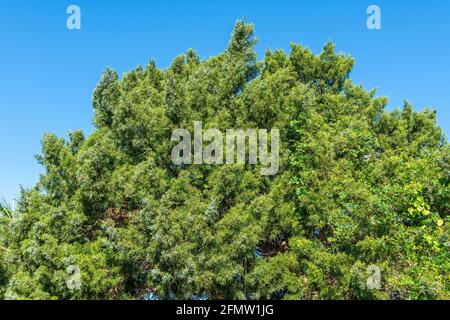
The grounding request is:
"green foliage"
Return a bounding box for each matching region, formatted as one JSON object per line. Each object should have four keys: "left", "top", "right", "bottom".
{"left": 0, "top": 20, "right": 449, "bottom": 300}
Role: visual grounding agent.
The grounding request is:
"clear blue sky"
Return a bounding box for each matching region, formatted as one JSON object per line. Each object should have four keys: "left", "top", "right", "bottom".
{"left": 1, "top": 0, "right": 449, "bottom": 203}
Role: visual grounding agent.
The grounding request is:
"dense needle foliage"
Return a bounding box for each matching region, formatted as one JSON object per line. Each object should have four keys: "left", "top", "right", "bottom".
{"left": 1, "top": 21, "right": 449, "bottom": 300}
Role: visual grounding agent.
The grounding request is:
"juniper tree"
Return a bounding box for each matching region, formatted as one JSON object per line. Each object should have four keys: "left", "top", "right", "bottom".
{"left": 0, "top": 20, "right": 448, "bottom": 300}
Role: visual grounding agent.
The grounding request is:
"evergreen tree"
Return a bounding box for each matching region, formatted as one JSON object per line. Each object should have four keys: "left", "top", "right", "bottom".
{"left": 0, "top": 20, "right": 448, "bottom": 300}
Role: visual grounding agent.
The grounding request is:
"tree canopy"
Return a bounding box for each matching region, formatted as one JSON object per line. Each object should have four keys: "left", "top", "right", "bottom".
{"left": 1, "top": 20, "right": 449, "bottom": 300}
